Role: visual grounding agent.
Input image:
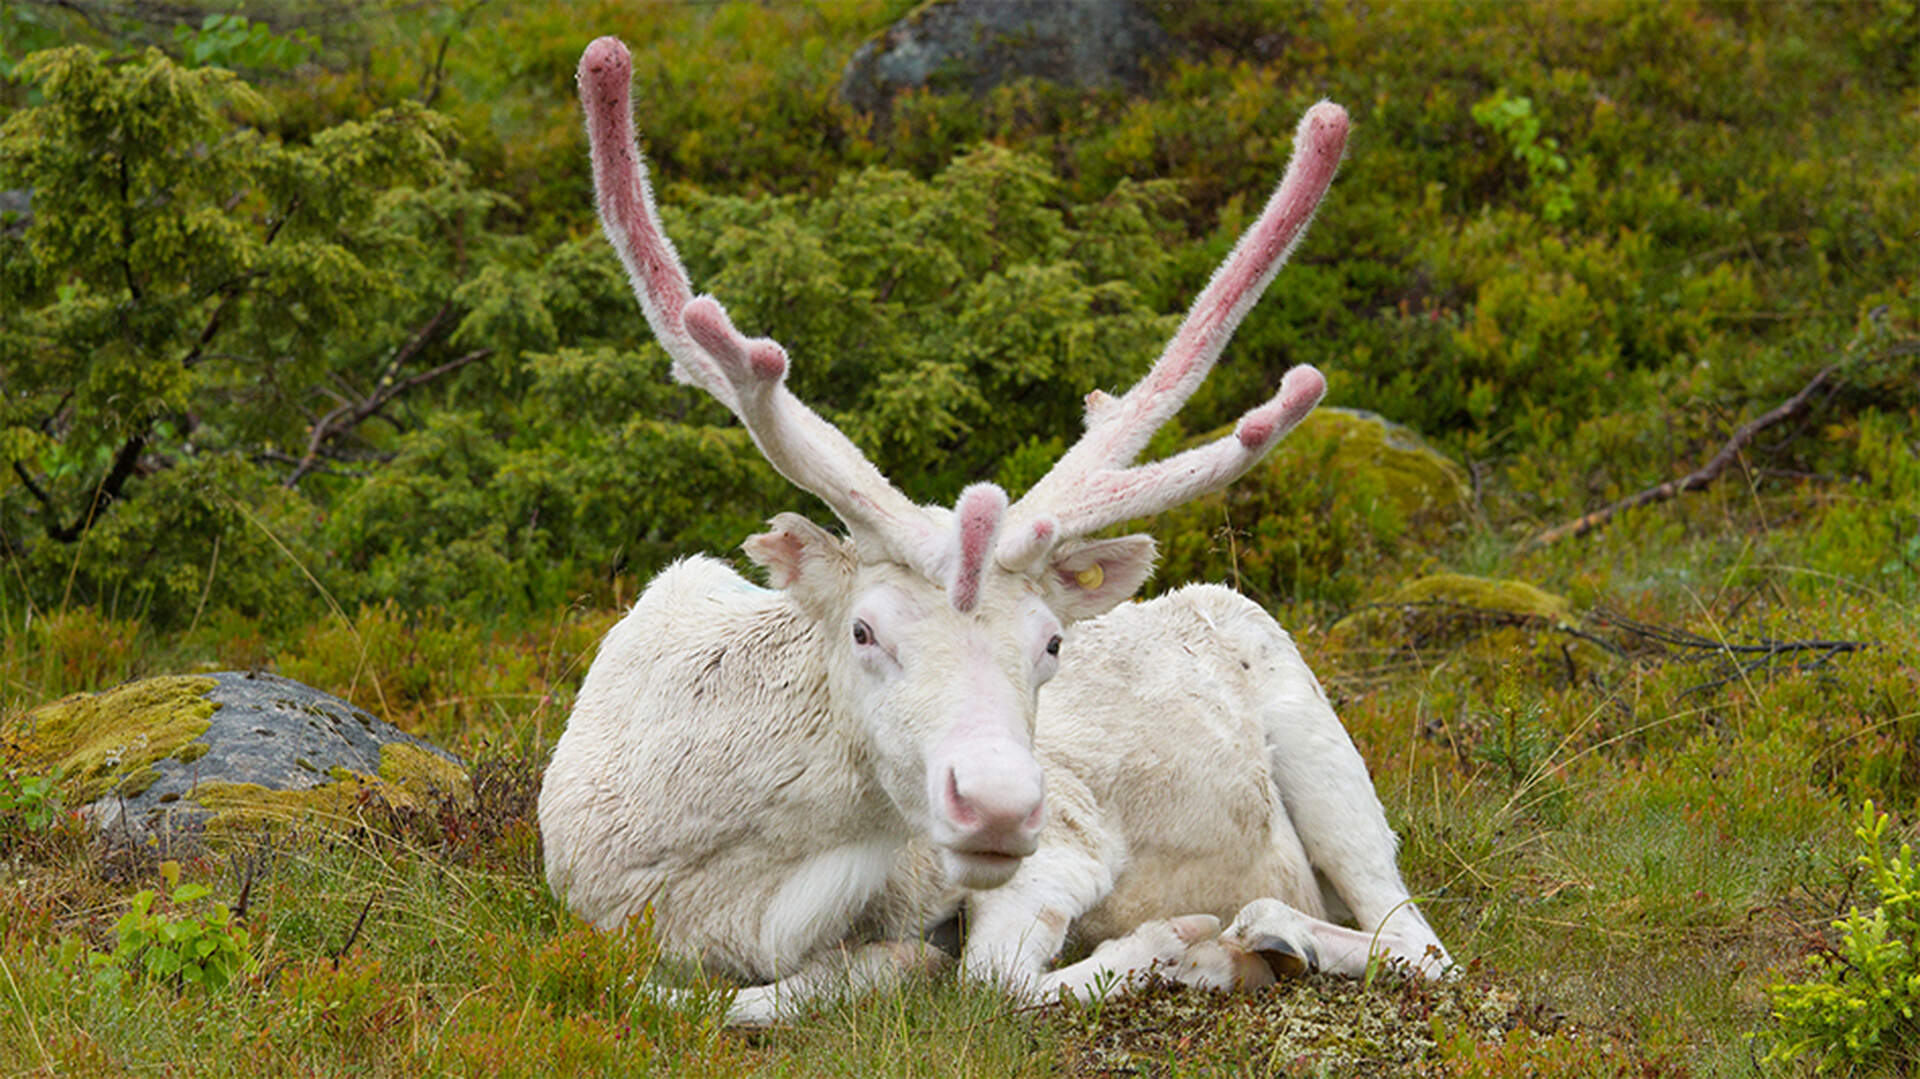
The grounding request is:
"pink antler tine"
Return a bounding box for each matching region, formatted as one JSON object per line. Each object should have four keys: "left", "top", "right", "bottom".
{"left": 948, "top": 484, "right": 1008, "bottom": 613}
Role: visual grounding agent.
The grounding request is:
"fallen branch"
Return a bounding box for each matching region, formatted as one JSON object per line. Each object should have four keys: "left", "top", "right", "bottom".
{"left": 1585, "top": 608, "right": 1871, "bottom": 699}
{"left": 1591, "top": 609, "right": 1870, "bottom": 660}
{"left": 1525, "top": 364, "right": 1836, "bottom": 550}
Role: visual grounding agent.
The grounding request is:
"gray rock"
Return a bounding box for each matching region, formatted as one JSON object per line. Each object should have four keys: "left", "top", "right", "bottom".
{"left": 0, "top": 188, "right": 29, "bottom": 236}
{"left": 840, "top": 0, "right": 1170, "bottom": 115}
{"left": 83, "top": 671, "right": 466, "bottom": 844}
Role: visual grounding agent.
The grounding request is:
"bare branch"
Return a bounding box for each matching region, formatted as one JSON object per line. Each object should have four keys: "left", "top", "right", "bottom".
{"left": 182, "top": 200, "right": 295, "bottom": 371}
{"left": 283, "top": 346, "right": 491, "bottom": 488}
{"left": 48, "top": 432, "right": 147, "bottom": 543}
{"left": 10, "top": 460, "right": 57, "bottom": 515}
{"left": 1525, "top": 365, "right": 1837, "bottom": 550}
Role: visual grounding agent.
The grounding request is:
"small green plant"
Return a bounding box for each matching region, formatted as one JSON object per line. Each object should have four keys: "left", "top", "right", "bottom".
{"left": 87, "top": 860, "right": 255, "bottom": 992}
{"left": 1764, "top": 802, "right": 1920, "bottom": 1074}
{"left": 1472, "top": 90, "right": 1576, "bottom": 223}
{"left": 1471, "top": 699, "right": 1553, "bottom": 790}
{"left": 0, "top": 763, "right": 62, "bottom": 835}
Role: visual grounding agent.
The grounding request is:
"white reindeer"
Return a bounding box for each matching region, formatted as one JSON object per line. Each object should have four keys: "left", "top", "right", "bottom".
{"left": 539, "top": 36, "right": 1450, "bottom": 1027}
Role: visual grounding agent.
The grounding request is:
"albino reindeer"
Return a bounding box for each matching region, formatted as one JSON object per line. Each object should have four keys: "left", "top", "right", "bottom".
{"left": 539, "top": 37, "right": 1449, "bottom": 1026}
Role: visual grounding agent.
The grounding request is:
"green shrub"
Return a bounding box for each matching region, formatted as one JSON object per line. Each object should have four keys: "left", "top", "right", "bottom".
{"left": 1765, "top": 802, "right": 1920, "bottom": 1074}
{"left": 81, "top": 860, "right": 255, "bottom": 993}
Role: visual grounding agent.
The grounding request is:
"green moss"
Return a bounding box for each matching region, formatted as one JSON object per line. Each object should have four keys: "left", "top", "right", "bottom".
{"left": 173, "top": 741, "right": 209, "bottom": 765}
{"left": 1380, "top": 572, "right": 1573, "bottom": 623}
{"left": 3, "top": 676, "right": 218, "bottom": 803}
{"left": 378, "top": 742, "right": 474, "bottom": 807}
{"left": 188, "top": 744, "right": 471, "bottom": 837}
{"left": 192, "top": 778, "right": 370, "bottom": 834}
{"left": 1331, "top": 572, "right": 1575, "bottom": 649}
{"left": 116, "top": 766, "right": 160, "bottom": 798}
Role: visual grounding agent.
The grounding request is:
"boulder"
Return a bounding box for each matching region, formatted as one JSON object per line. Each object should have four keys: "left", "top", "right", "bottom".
{"left": 5, "top": 671, "right": 467, "bottom": 845}
{"left": 840, "top": 0, "right": 1170, "bottom": 115}
{"left": 0, "top": 188, "right": 28, "bottom": 235}
{"left": 1299, "top": 408, "right": 1472, "bottom": 521}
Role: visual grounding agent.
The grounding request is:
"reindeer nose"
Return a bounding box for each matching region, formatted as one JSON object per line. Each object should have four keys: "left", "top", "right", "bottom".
{"left": 941, "top": 745, "right": 1045, "bottom": 857}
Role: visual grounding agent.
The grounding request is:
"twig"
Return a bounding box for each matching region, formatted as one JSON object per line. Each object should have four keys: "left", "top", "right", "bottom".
{"left": 46, "top": 433, "right": 147, "bottom": 544}
{"left": 10, "top": 461, "right": 56, "bottom": 514}
{"left": 1525, "top": 364, "right": 1836, "bottom": 549}
{"left": 332, "top": 890, "right": 377, "bottom": 969}
{"left": 232, "top": 844, "right": 257, "bottom": 923}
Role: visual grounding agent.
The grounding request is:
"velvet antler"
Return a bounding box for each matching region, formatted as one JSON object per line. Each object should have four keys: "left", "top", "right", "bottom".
{"left": 581, "top": 35, "right": 1347, "bottom": 592}
{"left": 578, "top": 37, "right": 942, "bottom": 569}
{"left": 998, "top": 103, "right": 1348, "bottom": 568}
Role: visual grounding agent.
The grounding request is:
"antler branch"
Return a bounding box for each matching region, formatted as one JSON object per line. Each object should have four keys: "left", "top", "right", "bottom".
{"left": 578, "top": 37, "right": 937, "bottom": 563}
{"left": 1001, "top": 102, "right": 1348, "bottom": 563}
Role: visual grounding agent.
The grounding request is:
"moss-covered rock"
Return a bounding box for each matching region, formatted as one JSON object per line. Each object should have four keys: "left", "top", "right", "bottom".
{"left": 1330, "top": 572, "right": 1576, "bottom": 649}
{"left": 6, "top": 675, "right": 219, "bottom": 804}
{"left": 1300, "top": 407, "right": 1472, "bottom": 520}
{"left": 1147, "top": 408, "right": 1471, "bottom": 606}
{"left": 1378, "top": 573, "right": 1573, "bottom": 622}
{"left": 4, "top": 672, "right": 468, "bottom": 844}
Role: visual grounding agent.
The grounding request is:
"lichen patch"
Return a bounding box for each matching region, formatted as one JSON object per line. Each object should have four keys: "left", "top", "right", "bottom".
{"left": 1330, "top": 572, "right": 1577, "bottom": 650}
{"left": 1044, "top": 966, "right": 1648, "bottom": 1076}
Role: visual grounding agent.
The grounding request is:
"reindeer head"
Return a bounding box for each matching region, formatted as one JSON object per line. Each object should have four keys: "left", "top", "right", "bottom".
{"left": 578, "top": 37, "right": 1346, "bottom": 890}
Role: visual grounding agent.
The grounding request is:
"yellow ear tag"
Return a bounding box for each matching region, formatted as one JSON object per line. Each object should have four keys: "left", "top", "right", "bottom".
{"left": 1074, "top": 564, "right": 1105, "bottom": 591}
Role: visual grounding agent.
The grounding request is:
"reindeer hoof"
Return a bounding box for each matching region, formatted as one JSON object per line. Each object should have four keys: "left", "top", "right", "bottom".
{"left": 1254, "top": 939, "right": 1313, "bottom": 980}
{"left": 1222, "top": 898, "right": 1321, "bottom": 980}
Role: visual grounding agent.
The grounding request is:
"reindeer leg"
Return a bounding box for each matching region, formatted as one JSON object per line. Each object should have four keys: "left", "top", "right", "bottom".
{"left": 963, "top": 807, "right": 1233, "bottom": 1002}
{"left": 962, "top": 836, "right": 1117, "bottom": 1000}
{"left": 1248, "top": 625, "right": 1452, "bottom": 977}
{"left": 1221, "top": 897, "right": 1444, "bottom": 979}
{"left": 644, "top": 940, "right": 950, "bottom": 1028}
{"left": 960, "top": 784, "right": 1218, "bottom": 1003}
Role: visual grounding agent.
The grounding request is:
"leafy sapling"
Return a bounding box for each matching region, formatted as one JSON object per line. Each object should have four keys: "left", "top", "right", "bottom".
{"left": 83, "top": 860, "right": 255, "bottom": 992}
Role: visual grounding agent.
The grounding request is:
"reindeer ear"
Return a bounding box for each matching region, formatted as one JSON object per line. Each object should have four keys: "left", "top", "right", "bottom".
{"left": 744, "top": 513, "right": 854, "bottom": 607}
{"left": 1042, "top": 535, "right": 1157, "bottom": 622}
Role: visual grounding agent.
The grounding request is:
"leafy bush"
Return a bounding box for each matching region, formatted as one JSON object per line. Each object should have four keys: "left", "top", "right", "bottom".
{"left": 1765, "top": 802, "right": 1920, "bottom": 1074}
{"left": 172, "top": 13, "right": 314, "bottom": 71}
{"left": 0, "top": 45, "right": 478, "bottom": 628}
{"left": 82, "top": 860, "right": 255, "bottom": 992}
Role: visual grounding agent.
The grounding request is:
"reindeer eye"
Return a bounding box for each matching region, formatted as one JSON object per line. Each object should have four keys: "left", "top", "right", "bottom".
{"left": 1046, "top": 635, "right": 1063, "bottom": 657}
{"left": 852, "top": 619, "right": 873, "bottom": 646}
